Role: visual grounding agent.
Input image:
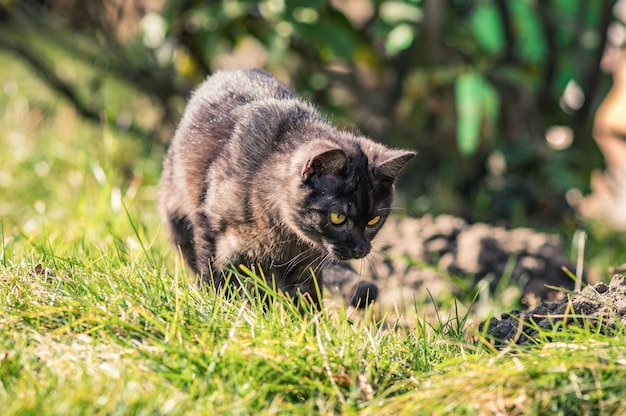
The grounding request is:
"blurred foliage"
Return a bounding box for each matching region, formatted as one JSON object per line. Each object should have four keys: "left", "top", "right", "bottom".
{"left": 0, "top": 0, "right": 618, "bottom": 230}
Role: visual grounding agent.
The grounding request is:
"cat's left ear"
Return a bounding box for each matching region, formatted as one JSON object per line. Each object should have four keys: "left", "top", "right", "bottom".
{"left": 373, "top": 149, "right": 416, "bottom": 180}
{"left": 302, "top": 148, "right": 348, "bottom": 177}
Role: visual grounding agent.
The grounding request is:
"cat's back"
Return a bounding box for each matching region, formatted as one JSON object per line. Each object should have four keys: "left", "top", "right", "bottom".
{"left": 171, "top": 69, "right": 302, "bottom": 157}
{"left": 161, "top": 70, "right": 299, "bottom": 204}
{"left": 189, "top": 68, "right": 297, "bottom": 115}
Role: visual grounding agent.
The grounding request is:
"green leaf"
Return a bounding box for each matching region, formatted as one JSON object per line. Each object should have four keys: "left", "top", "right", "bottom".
{"left": 380, "top": 1, "right": 423, "bottom": 25}
{"left": 511, "top": 1, "right": 546, "bottom": 63}
{"left": 470, "top": 4, "right": 504, "bottom": 54}
{"left": 385, "top": 24, "right": 414, "bottom": 56}
{"left": 293, "top": 14, "right": 357, "bottom": 61}
{"left": 455, "top": 72, "right": 500, "bottom": 156}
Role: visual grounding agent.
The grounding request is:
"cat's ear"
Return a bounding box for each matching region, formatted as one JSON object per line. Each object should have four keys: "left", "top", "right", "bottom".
{"left": 302, "top": 148, "right": 348, "bottom": 177}
{"left": 373, "top": 149, "right": 415, "bottom": 180}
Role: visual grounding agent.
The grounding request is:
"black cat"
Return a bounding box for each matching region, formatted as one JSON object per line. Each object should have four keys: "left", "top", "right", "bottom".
{"left": 158, "top": 69, "right": 414, "bottom": 309}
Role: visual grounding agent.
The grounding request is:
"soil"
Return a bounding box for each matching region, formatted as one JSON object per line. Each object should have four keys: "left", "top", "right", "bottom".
{"left": 357, "top": 215, "right": 625, "bottom": 346}
{"left": 354, "top": 215, "right": 581, "bottom": 312}
{"left": 478, "top": 274, "right": 626, "bottom": 346}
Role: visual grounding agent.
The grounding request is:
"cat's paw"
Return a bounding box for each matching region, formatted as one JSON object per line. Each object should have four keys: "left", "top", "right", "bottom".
{"left": 343, "top": 280, "right": 379, "bottom": 309}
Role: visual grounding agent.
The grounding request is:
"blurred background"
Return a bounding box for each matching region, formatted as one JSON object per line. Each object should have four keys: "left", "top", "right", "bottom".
{"left": 1, "top": 0, "right": 626, "bottom": 260}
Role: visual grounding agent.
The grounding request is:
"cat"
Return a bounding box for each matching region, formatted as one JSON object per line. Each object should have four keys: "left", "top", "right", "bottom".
{"left": 158, "top": 68, "right": 414, "bottom": 310}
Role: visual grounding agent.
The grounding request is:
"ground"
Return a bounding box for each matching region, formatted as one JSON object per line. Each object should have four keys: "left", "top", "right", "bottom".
{"left": 479, "top": 274, "right": 626, "bottom": 346}
{"left": 358, "top": 215, "right": 625, "bottom": 347}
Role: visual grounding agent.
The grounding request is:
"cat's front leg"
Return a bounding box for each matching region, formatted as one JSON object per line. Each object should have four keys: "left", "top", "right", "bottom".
{"left": 281, "top": 277, "right": 323, "bottom": 313}
{"left": 322, "top": 263, "right": 378, "bottom": 308}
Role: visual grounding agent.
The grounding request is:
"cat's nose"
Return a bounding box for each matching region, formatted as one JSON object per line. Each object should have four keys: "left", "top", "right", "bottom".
{"left": 350, "top": 241, "right": 368, "bottom": 258}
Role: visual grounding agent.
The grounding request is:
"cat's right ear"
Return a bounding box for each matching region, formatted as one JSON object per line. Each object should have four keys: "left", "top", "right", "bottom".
{"left": 302, "top": 149, "right": 347, "bottom": 177}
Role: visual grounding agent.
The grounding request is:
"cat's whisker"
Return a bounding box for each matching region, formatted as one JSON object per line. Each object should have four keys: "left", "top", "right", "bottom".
{"left": 375, "top": 207, "right": 396, "bottom": 213}
{"left": 294, "top": 247, "right": 322, "bottom": 266}
{"left": 365, "top": 249, "right": 387, "bottom": 280}
{"left": 370, "top": 246, "right": 393, "bottom": 262}
{"left": 376, "top": 206, "right": 416, "bottom": 217}
{"left": 308, "top": 253, "right": 331, "bottom": 285}
{"left": 286, "top": 253, "right": 320, "bottom": 275}
{"left": 359, "top": 257, "right": 373, "bottom": 283}
{"left": 355, "top": 258, "right": 364, "bottom": 280}
{"left": 367, "top": 242, "right": 394, "bottom": 256}
{"left": 321, "top": 253, "right": 335, "bottom": 271}
{"left": 275, "top": 247, "right": 315, "bottom": 268}
{"left": 316, "top": 253, "right": 334, "bottom": 275}
{"left": 298, "top": 253, "right": 326, "bottom": 283}
{"left": 283, "top": 252, "right": 324, "bottom": 292}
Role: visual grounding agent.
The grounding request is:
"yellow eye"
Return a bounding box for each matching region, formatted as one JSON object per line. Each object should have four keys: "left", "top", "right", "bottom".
{"left": 329, "top": 212, "right": 346, "bottom": 225}
{"left": 367, "top": 215, "right": 381, "bottom": 226}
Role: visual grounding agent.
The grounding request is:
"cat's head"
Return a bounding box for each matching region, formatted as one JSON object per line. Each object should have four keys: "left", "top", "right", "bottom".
{"left": 286, "top": 136, "right": 415, "bottom": 261}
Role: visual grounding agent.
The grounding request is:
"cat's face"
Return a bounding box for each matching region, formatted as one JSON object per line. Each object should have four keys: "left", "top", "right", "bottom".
{"left": 289, "top": 141, "right": 414, "bottom": 261}
{"left": 298, "top": 176, "right": 388, "bottom": 260}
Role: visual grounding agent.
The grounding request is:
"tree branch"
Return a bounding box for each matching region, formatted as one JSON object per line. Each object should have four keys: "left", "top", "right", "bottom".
{"left": 537, "top": 0, "right": 557, "bottom": 115}
{"left": 494, "top": 0, "right": 516, "bottom": 63}
{"left": 576, "top": 0, "right": 616, "bottom": 125}
{"left": 0, "top": 37, "right": 102, "bottom": 121}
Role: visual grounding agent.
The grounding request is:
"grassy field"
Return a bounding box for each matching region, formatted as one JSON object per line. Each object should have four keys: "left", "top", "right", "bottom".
{"left": 2, "top": 51, "right": 626, "bottom": 415}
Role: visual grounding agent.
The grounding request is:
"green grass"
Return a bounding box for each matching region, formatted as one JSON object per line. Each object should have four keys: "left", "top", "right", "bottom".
{"left": 3, "top": 50, "right": 626, "bottom": 415}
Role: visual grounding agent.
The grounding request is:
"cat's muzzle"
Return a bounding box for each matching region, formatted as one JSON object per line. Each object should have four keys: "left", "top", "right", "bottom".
{"left": 331, "top": 241, "right": 370, "bottom": 260}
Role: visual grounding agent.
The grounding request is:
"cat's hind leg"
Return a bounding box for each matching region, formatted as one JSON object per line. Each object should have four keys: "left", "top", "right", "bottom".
{"left": 165, "top": 213, "right": 199, "bottom": 275}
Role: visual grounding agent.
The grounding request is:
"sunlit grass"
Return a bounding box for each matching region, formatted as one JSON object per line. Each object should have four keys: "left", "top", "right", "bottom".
{"left": 3, "top": 49, "right": 626, "bottom": 414}
{"left": 0, "top": 225, "right": 467, "bottom": 414}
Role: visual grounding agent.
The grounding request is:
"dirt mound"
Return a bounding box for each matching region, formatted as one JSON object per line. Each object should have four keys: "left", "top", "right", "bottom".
{"left": 479, "top": 274, "right": 626, "bottom": 346}
{"left": 359, "top": 215, "right": 580, "bottom": 308}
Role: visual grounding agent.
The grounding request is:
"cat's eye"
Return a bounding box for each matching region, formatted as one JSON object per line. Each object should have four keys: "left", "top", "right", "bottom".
{"left": 329, "top": 212, "right": 346, "bottom": 225}
{"left": 367, "top": 216, "right": 381, "bottom": 226}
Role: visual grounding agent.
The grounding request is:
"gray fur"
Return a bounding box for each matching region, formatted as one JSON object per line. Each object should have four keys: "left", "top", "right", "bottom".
{"left": 159, "top": 69, "right": 414, "bottom": 309}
